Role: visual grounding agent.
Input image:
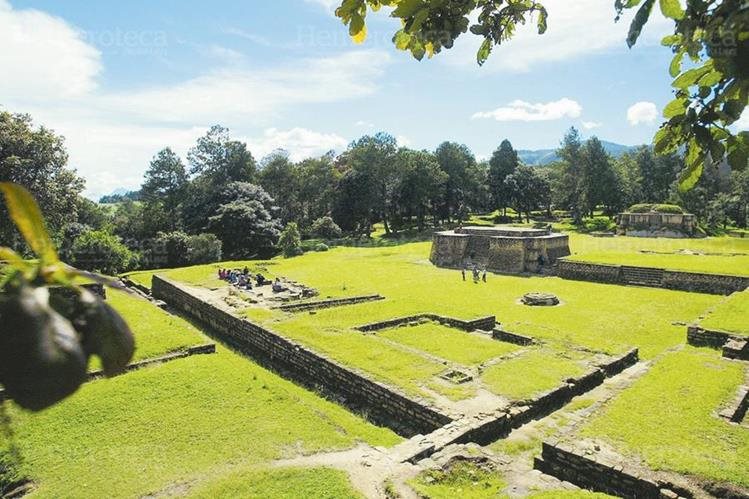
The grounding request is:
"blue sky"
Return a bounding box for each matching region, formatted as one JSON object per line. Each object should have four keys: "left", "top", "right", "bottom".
{"left": 1, "top": 0, "right": 719, "bottom": 198}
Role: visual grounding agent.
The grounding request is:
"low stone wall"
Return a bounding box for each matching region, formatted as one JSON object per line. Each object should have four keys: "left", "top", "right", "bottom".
{"left": 121, "top": 276, "right": 151, "bottom": 296}
{"left": 275, "top": 294, "right": 384, "bottom": 312}
{"left": 390, "top": 349, "right": 640, "bottom": 463}
{"left": 558, "top": 260, "right": 749, "bottom": 295}
{"left": 687, "top": 325, "right": 732, "bottom": 348}
{"left": 491, "top": 329, "right": 535, "bottom": 346}
{"left": 355, "top": 314, "right": 496, "bottom": 333}
{"left": 534, "top": 442, "right": 678, "bottom": 498}
{"left": 152, "top": 276, "right": 452, "bottom": 437}
{"left": 719, "top": 382, "right": 748, "bottom": 424}
{"left": 557, "top": 260, "right": 622, "bottom": 284}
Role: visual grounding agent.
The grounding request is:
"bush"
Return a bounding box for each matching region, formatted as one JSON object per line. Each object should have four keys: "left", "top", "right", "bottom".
{"left": 628, "top": 203, "right": 684, "bottom": 214}
{"left": 583, "top": 217, "right": 616, "bottom": 232}
{"left": 187, "top": 233, "right": 222, "bottom": 264}
{"left": 314, "top": 243, "right": 329, "bottom": 252}
{"left": 70, "top": 230, "right": 136, "bottom": 275}
{"left": 311, "top": 216, "right": 342, "bottom": 239}
{"left": 278, "top": 222, "right": 303, "bottom": 257}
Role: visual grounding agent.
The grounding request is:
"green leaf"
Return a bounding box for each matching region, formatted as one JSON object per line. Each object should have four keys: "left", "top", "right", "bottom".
{"left": 659, "top": 0, "right": 684, "bottom": 20}
{"left": 669, "top": 48, "right": 685, "bottom": 77}
{"left": 477, "top": 38, "right": 492, "bottom": 66}
{"left": 698, "top": 70, "right": 722, "bottom": 87}
{"left": 678, "top": 141, "right": 704, "bottom": 192}
{"left": 627, "top": 0, "right": 655, "bottom": 48}
{"left": 672, "top": 64, "right": 711, "bottom": 89}
{"left": 536, "top": 8, "right": 548, "bottom": 34}
{"left": 663, "top": 98, "right": 687, "bottom": 118}
{"left": 393, "top": 29, "right": 411, "bottom": 50}
{"left": 0, "top": 182, "right": 59, "bottom": 266}
{"left": 349, "top": 12, "right": 367, "bottom": 43}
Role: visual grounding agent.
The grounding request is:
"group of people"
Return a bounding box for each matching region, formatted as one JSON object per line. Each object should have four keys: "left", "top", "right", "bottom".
{"left": 462, "top": 264, "right": 487, "bottom": 283}
{"left": 218, "top": 267, "right": 287, "bottom": 293}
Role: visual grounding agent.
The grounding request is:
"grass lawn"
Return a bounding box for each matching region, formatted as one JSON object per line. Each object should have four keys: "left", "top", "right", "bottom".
{"left": 1, "top": 347, "right": 400, "bottom": 498}
{"left": 580, "top": 346, "right": 749, "bottom": 489}
{"left": 106, "top": 289, "right": 207, "bottom": 362}
{"left": 699, "top": 290, "right": 749, "bottom": 336}
{"left": 481, "top": 349, "right": 587, "bottom": 400}
{"left": 188, "top": 466, "right": 361, "bottom": 499}
{"left": 144, "top": 242, "right": 719, "bottom": 404}
{"left": 379, "top": 322, "right": 519, "bottom": 366}
{"left": 566, "top": 233, "right": 749, "bottom": 276}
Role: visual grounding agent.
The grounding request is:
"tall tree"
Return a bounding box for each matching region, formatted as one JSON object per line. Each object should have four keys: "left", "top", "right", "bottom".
{"left": 434, "top": 142, "right": 476, "bottom": 223}
{"left": 505, "top": 165, "right": 550, "bottom": 222}
{"left": 257, "top": 150, "right": 301, "bottom": 225}
{"left": 488, "top": 139, "right": 518, "bottom": 217}
{"left": 188, "top": 125, "right": 256, "bottom": 185}
{"left": 297, "top": 153, "right": 340, "bottom": 229}
{"left": 555, "top": 128, "right": 586, "bottom": 223}
{"left": 394, "top": 149, "right": 447, "bottom": 230}
{"left": 142, "top": 148, "right": 188, "bottom": 209}
{"left": 334, "top": 0, "right": 749, "bottom": 189}
{"left": 581, "top": 137, "right": 621, "bottom": 216}
{"left": 0, "top": 112, "right": 85, "bottom": 251}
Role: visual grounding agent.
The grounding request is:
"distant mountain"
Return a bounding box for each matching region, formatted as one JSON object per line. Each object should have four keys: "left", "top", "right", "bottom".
{"left": 517, "top": 141, "right": 643, "bottom": 166}
{"left": 99, "top": 189, "right": 141, "bottom": 204}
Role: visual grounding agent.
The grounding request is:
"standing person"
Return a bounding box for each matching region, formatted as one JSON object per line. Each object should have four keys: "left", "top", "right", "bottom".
{"left": 482, "top": 268, "right": 487, "bottom": 282}
{"left": 472, "top": 264, "right": 480, "bottom": 283}
{"left": 461, "top": 267, "right": 466, "bottom": 281}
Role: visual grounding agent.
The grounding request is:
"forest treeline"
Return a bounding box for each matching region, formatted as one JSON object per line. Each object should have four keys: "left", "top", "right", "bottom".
{"left": 1, "top": 111, "right": 747, "bottom": 273}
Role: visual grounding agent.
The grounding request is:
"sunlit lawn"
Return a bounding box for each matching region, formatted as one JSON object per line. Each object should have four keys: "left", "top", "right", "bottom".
{"left": 141, "top": 242, "right": 719, "bottom": 403}
{"left": 1, "top": 347, "right": 400, "bottom": 498}
{"left": 580, "top": 347, "right": 749, "bottom": 489}
{"left": 699, "top": 290, "right": 749, "bottom": 336}
{"left": 566, "top": 233, "right": 749, "bottom": 276}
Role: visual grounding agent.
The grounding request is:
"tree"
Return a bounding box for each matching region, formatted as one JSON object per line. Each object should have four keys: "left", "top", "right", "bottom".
{"left": 394, "top": 148, "right": 447, "bottom": 230}
{"left": 434, "top": 142, "right": 476, "bottom": 222}
{"left": 311, "top": 216, "right": 343, "bottom": 239}
{"left": 334, "top": 0, "right": 749, "bottom": 190}
{"left": 141, "top": 148, "right": 188, "bottom": 212}
{"left": 729, "top": 168, "right": 749, "bottom": 228}
{"left": 205, "top": 182, "right": 281, "bottom": 258}
{"left": 581, "top": 137, "right": 622, "bottom": 216}
{"left": 297, "top": 153, "right": 341, "bottom": 229}
{"left": 555, "top": 128, "right": 586, "bottom": 223}
{"left": 257, "top": 150, "right": 301, "bottom": 225}
{"left": 332, "top": 169, "right": 372, "bottom": 235}
{"left": 278, "top": 222, "right": 303, "bottom": 257}
{"left": 505, "top": 165, "right": 550, "bottom": 222}
{"left": 188, "top": 125, "right": 256, "bottom": 185}
{"left": 340, "top": 133, "right": 398, "bottom": 234}
{"left": 0, "top": 112, "right": 85, "bottom": 251}
{"left": 69, "top": 230, "right": 136, "bottom": 275}
{"left": 488, "top": 139, "right": 518, "bottom": 217}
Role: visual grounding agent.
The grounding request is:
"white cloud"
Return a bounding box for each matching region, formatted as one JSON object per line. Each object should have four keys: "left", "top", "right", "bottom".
{"left": 627, "top": 101, "right": 658, "bottom": 126}
{"left": 223, "top": 27, "right": 272, "bottom": 46}
{"left": 581, "top": 121, "right": 602, "bottom": 130}
{"left": 304, "top": 0, "right": 339, "bottom": 12}
{"left": 472, "top": 98, "right": 582, "bottom": 122}
{"left": 734, "top": 109, "right": 749, "bottom": 131}
{"left": 396, "top": 135, "right": 412, "bottom": 147}
{"left": 441, "top": 0, "right": 672, "bottom": 72}
{"left": 355, "top": 120, "right": 375, "bottom": 128}
{"left": 202, "top": 45, "right": 246, "bottom": 65}
{"left": 0, "top": 0, "right": 101, "bottom": 99}
{"left": 246, "top": 128, "right": 347, "bottom": 162}
{"left": 0, "top": 1, "right": 391, "bottom": 198}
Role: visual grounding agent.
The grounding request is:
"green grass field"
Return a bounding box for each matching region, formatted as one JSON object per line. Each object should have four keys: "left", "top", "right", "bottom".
{"left": 699, "top": 290, "right": 749, "bottom": 336}
{"left": 580, "top": 347, "right": 749, "bottom": 488}
{"left": 141, "top": 242, "right": 720, "bottom": 405}
{"left": 1, "top": 347, "right": 399, "bottom": 498}
{"left": 566, "top": 233, "right": 749, "bottom": 276}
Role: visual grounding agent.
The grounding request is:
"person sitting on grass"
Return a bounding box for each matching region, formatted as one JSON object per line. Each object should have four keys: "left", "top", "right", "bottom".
{"left": 272, "top": 278, "right": 286, "bottom": 293}
{"left": 256, "top": 273, "right": 269, "bottom": 286}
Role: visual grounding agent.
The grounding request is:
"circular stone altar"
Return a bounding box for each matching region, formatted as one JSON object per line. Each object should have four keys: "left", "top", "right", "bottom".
{"left": 521, "top": 292, "right": 560, "bottom": 306}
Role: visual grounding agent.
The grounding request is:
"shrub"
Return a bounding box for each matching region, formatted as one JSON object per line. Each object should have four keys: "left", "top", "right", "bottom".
{"left": 70, "top": 230, "right": 136, "bottom": 275}
{"left": 278, "top": 222, "right": 303, "bottom": 257}
{"left": 314, "top": 243, "right": 329, "bottom": 252}
{"left": 583, "top": 217, "right": 616, "bottom": 232}
{"left": 628, "top": 203, "right": 684, "bottom": 214}
{"left": 311, "top": 216, "right": 342, "bottom": 239}
{"left": 187, "top": 233, "right": 222, "bottom": 264}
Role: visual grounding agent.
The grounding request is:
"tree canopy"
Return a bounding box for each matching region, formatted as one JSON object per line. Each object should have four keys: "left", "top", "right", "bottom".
{"left": 333, "top": 0, "right": 749, "bottom": 190}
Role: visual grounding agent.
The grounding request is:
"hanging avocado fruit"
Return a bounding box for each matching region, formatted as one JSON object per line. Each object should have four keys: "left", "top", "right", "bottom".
{"left": 0, "top": 286, "right": 88, "bottom": 411}
{"left": 52, "top": 289, "right": 135, "bottom": 377}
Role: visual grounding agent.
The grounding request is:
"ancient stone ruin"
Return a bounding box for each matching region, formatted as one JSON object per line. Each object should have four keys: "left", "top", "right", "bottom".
{"left": 430, "top": 226, "right": 570, "bottom": 274}
{"left": 617, "top": 211, "right": 698, "bottom": 238}
{"left": 521, "top": 292, "right": 560, "bottom": 306}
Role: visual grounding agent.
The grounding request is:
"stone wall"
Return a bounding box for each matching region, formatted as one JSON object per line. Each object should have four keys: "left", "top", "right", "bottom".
{"left": 557, "top": 260, "right": 749, "bottom": 295}
{"left": 534, "top": 442, "right": 680, "bottom": 498}
{"left": 355, "top": 314, "right": 496, "bottom": 333}
{"left": 491, "top": 329, "right": 535, "bottom": 346}
{"left": 152, "top": 276, "right": 452, "bottom": 436}
{"left": 618, "top": 212, "right": 697, "bottom": 238}
{"left": 275, "top": 294, "right": 384, "bottom": 312}
{"left": 687, "top": 326, "right": 749, "bottom": 361}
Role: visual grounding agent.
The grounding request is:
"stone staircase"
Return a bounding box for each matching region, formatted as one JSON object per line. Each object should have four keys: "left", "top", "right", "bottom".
{"left": 621, "top": 266, "right": 664, "bottom": 288}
